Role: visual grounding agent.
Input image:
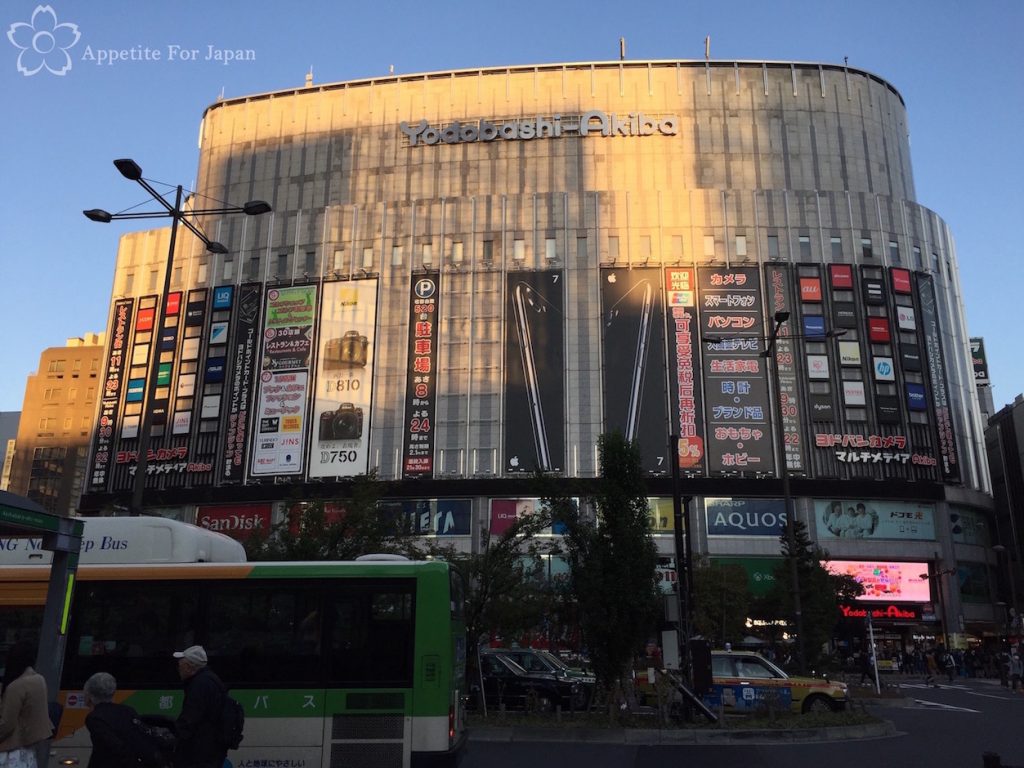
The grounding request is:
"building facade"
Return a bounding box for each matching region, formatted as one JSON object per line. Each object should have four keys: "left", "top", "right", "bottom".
{"left": 9, "top": 336, "right": 104, "bottom": 515}
{"left": 82, "top": 60, "right": 997, "bottom": 646}
{"left": 986, "top": 394, "right": 1024, "bottom": 638}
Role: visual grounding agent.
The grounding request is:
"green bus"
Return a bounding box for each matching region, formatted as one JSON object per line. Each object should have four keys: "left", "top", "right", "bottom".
{"left": 16, "top": 557, "right": 466, "bottom": 767}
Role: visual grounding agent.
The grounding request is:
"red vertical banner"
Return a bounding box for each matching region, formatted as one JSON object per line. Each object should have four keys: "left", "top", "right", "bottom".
{"left": 663, "top": 268, "right": 704, "bottom": 471}
{"left": 402, "top": 273, "right": 441, "bottom": 479}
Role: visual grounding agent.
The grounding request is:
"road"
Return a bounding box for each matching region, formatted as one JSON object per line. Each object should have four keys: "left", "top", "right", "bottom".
{"left": 463, "top": 678, "right": 1023, "bottom": 768}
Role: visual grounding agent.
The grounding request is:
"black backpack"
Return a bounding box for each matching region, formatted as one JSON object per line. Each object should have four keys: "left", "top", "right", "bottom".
{"left": 130, "top": 715, "right": 177, "bottom": 768}
{"left": 221, "top": 694, "right": 245, "bottom": 750}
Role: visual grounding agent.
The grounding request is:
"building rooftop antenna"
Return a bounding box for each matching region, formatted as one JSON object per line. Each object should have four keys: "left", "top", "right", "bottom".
{"left": 305, "top": 67, "right": 313, "bottom": 87}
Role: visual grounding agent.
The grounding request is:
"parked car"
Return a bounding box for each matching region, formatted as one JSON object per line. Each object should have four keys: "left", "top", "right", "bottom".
{"left": 636, "top": 650, "right": 847, "bottom": 715}
{"left": 708, "top": 650, "right": 848, "bottom": 714}
{"left": 469, "top": 651, "right": 582, "bottom": 712}
{"left": 484, "top": 648, "right": 595, "bottom": 707}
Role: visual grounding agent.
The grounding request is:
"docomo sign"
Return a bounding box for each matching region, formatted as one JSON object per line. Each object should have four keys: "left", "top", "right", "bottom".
{"left": 401, "top": 110, "right": 679, "bottom": 146}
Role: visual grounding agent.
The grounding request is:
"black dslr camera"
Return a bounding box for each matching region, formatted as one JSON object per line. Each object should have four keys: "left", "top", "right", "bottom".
{"left": 319, "top": 403, "right": 363, "bottom": 441}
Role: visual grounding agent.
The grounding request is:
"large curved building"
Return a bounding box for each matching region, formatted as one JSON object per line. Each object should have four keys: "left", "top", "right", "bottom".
{"left": 84, "top": 60, "right": 997, "bottom": 647}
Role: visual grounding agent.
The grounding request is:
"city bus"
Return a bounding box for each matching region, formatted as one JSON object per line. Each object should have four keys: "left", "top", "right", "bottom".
{"left": 1, "top": 557, "right": 467, "bottom": 768}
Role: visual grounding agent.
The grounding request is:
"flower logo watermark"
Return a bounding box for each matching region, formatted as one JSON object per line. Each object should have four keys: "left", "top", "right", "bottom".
{"left": 7, "top": 5, "right": 80, "bottom": 76}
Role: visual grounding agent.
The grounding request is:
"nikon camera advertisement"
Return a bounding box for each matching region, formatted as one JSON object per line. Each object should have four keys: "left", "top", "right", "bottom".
{"left": 309, "top": 278, "right": 379, "bottom": 479}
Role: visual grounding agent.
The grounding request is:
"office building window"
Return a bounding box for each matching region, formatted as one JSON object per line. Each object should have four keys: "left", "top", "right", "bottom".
{"left": 247, "top": 256, "right": 261, "bottom": 280}
{"left": 276, "top": 253, "right": 289, "bottom": 277}
{"left": 735, "top": 235, "right": 747, "bottom": 258}
{"left": 830, "top": 237, "right": 843, "bottom": 261}
{"left": 361, "top": 247, "right": 374, "bottom": 270}
{"left": 148, "top": 270, "right": 159, "bottom": 291}
{"left": 196, "top": 261, "right": 208, "bottom": 284}
{"left": 798, "top": 235, "right": 812, "bottom": 260}
{"left": 223, "top": 257, "right": 234, "bottom": 281}
{"left": 545, "top": 238, "right": 557, "bottom": 261}
{"left": 124, "top": 272, "right": 135, "bottom": 293}
{"left": 305, "top": 251, "right": 317, "bottom": 275}
{"left": 767, "top": 235, "right": 780, "bottom": 260}
{"left": 703, "top": 235, "right": 715, "bottom": 259}
{"left": 607, "top": 236, "right": 619, "bottom": 262}
{"left": 332, "top": 248, "right": 345, "bottom": 272}
{"left": 576, "top": 236, "right": 588, "bottom": 261}
{"left": 861, "top": 237, "right": 873, "bottom": 259}
{"left": 482, "top": 239, "right": 494, "bottom": 263}
{"left": 391, "top": 245, "right": 404, "bottom": 267}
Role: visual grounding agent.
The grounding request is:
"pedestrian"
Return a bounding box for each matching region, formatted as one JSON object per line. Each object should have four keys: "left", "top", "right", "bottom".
{"left": 84, "top": 671, "right": 165, "bottom": 768}
{"left": 0, "top": 641, "right": 53, "bottom": 768}
{"left": 858, "top": 649, "right": 875, "bottom": 686}
{"left": 943, "top": 648, "right": 956, "bottom": 683}
{"left": 925, "top": 646, "right": 938, "bottom": 686}
{"left": 173, "top": 645, "right": 227, "bottom": 768}
{"left": 1010, "top": 653, "right": 1023, "bottom": 693}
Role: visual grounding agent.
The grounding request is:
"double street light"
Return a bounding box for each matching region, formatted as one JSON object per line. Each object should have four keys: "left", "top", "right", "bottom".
{"left": 85, "top": 158, "right": 271, "bottom": 515}
{"left": 708, "top": 310, "right": 846, "bottom": 675}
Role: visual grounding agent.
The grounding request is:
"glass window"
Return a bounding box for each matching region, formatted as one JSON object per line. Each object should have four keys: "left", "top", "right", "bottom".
{"left": 712, "top": 656, "right": 735, "bottom": 677}
{"left": 606, "top": 236, "right": 619, "bottom": 261}
{"left": 362, "top": 247, "right": 374, "bottom": 270}
{"left": 276, "top": 253, "right": 288, "bottom": 277}
{"left": 451, "top": 242, "right": 464, "bottom": 264}
{"left": 391, "top": 245, "right": 403, "bottom": 267}
{"left": 735, "top": 235, "right": 747, "bottom": 257}
{"left": 124, "top": 273, "right": 135, "bottom": 293}
{"left": 735, "top": 657, "right": 777, "bottom": 679}
{"left": 332, "top": 248, "right": 345, "bottom": 272}
{"left": 830, "top": 237, "right": 843, "bottom": 261}
{"left": 247, "top": 256, "right": 261, "bottom": 280}
{"left": 798, "top": 235, "right": 812, "bottom": 260}
{"left": 912, "top": 246, "right": 922, "bottom": 269}
{"left": 304, "top": 251, "right": 316, "bottom": 275}
{"left": 545, "top": 237, "right": 558, "bottom": 261}
{"left": 148, "top": 270, "right": 159, "bottom": 291}
{"left": 890, "top": 241, "right": 901, "bottom": 264}
{"left": 576, "top": 236, "right": 588, "bottom": 261}
{"left": 196, "top": 262, "right": 208, "bottom": 284}
{"left": 861, "top": 238, "right": 873, "bottom": 259}
{"left": 223, "top": 257, "right": 234, "bottom": 281}
{"left": 482, "top": 239, "right": 494, "bottom": 262}
{"left": 767, "top": 235, "right": 780, "bottom": 260}
{"left": 703, "top": 236, "right": 715, "bottom": 258}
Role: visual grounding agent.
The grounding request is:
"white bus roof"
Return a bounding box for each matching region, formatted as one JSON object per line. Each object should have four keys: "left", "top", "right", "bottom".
{"left": 0, "top": 516, "right": 246, "bottom": 565}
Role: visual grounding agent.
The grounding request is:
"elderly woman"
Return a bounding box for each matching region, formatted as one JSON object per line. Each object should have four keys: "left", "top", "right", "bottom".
{"left": 83, "top": 672, "right": 143, "bottom": 768}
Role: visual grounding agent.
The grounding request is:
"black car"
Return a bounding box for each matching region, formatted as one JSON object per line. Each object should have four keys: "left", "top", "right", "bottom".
{"left": 484, "top": 648, "right": 595, "bottom": 707}
{"left": 469, "top": 652, "right": 581, "bottom": 712}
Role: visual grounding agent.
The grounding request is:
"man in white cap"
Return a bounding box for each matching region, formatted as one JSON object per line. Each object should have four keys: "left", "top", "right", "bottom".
{"left": 172, "top": 645, "right": 227, "bottom": 768}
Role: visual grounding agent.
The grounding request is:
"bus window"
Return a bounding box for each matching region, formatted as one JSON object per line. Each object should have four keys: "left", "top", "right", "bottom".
{"left": 65, "top": 582, "right": 201, "bottom": 689}
{"left": 205, "top": 582, "right": 322, "bottom": 685}
{"left": 325, "top": 580, "right": 415, "bottom": 688}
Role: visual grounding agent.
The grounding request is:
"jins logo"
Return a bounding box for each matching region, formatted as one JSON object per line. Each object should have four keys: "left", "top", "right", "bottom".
{"left": 401, "top": 110, "right": 678, "bottom": 146}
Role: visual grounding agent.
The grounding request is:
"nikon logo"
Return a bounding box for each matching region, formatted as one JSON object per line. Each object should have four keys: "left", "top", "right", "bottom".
{"left": 400, "top": 110, "right": 678, "bottom": 146}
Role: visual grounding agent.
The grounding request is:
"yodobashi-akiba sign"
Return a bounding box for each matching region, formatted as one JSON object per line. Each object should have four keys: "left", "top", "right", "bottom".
{"left": 400, "top": 111, "right": 679, "bottom": 146}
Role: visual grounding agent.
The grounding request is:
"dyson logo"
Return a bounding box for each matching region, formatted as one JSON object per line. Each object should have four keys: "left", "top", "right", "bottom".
{"left": 400, "top": 110, "right": 678, "bottom": 146}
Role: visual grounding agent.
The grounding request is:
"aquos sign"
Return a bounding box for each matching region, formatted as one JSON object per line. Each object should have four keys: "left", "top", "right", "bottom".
{"left": 400, "top": 110, "right": 679, "bottom": 146}
{"left": 705, "top": 497, "right": 787, "bottom": 537}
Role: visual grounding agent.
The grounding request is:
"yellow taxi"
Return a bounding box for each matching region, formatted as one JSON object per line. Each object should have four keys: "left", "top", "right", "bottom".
{"left": 709, "top": 650, "right": 848, "bottom": 714}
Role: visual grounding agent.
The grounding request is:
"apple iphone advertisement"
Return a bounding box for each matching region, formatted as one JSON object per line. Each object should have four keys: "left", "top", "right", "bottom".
{"left": 309, "top": 279, "right": 379, "bottom": 478}
{"left": 504, "top": 272, "right": 564, "bottom": 473}
{"left": 601, "top": 268, "right": 670, "bottom": 473}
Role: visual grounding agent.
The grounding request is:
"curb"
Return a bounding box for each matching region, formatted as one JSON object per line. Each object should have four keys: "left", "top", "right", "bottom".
{"left": 469, "top": 719, "right": 898, "bottom": 745}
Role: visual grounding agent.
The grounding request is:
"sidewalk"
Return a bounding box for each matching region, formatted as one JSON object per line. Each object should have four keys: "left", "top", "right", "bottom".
{"left": 469, "top": 719, "right": 898, "bottom": 745}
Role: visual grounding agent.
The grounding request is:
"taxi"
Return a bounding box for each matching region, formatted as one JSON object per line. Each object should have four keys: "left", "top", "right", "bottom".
{"left": 708, "top": 650, "right": 848, "bottom": 714}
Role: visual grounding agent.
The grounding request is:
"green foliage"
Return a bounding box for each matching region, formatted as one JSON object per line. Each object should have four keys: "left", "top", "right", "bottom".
{"left": 244, "top": 471, "right": 419, "bottom": 561}
{"left": 754, "top": 519, "right": 864, "bottom": 668}
{"left": 691, "top": 556, "right": 752, "bottom": 645}
{"left": 551, "top": 432, "right": 660, "bottom": 696}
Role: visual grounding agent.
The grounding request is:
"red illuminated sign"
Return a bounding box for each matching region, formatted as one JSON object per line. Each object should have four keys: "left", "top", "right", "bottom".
{"left": 800, "top": 278, "right": 822, "bottom": 302}
{"left": 830, "top": 264, "right": 853, "bottom": 289}
{"left": 868, "top": 317, "right": 891, "bottom": 343}
{"left": 165, "top": 291, "right": 182, "bottom": 316}
{"left": 136, "top": 307, "right": 155, "bottom": 332}
{"left": 891, "top": 268, "right": 912, "bottom": 295}
{"left": 196, "top": 504, "right": 271, "bottom": 541}
{"left": 839, "top": 604, "right": 922, "bottom": 621}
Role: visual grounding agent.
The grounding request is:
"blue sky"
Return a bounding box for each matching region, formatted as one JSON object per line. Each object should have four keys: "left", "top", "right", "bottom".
{"left": 1, "top": 0, "right": 1021, "bottom": 412}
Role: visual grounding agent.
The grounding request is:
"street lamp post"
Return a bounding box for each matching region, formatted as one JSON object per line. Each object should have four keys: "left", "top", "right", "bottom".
{"left": 85, "top": 159, "right": 270, "bottom": 515}
{"left": 919, "top": 564, "right": 956, "bottom": 649}
{"left": 707, "top": 312, "right": 845, "bottom": 675}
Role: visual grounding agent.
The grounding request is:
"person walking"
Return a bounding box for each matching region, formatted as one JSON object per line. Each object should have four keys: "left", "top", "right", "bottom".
{"left": 83, "top": 672, "right": 146, "bottom": 768}
{"left": 1010, "top": 653, "right": 1023, "bottom": 693}
{"left": 173, "top": 645, "right": 227, "bottom": 768}
{"left": 0, "top": 641, "right": 53, "bottom": 768}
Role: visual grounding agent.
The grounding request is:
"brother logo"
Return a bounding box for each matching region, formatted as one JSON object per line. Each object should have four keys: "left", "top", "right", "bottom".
{"left": 401, "top": 110, "right": 678, "bottom": 146}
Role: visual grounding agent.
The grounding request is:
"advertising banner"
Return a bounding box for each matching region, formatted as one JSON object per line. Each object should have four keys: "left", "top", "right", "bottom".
{"left": 970, "top": 338, "right": 990, "bottom": 385}
{"left": 814, "top": 432, "right": 912, "bottom": 466}
{"left": 816, "top": 499, "right": 935, "bottom": 540}
{"left": 950, "top": 507, "right": 990, "bottom": 547}
{"left": 764, "top": 264, "right": 806, "bottom": 472}
{"left": 378, "top": 498, "right": 472, "bottom": 535}
{"left": 263, "top": 286, "right": 317, "bottom": 371}
{"left": 250, "top": 284, "right": 318, "bottom": 477}
{"left": 647, "top": 497, "right": 678, "bottom": 532}
{"left": 705, "top": 498, "right": 787, "bottom": 537}
{"left": 917, "top": 275, "right": 959, "bottom": 481}
{"left": 664, "top": 267, "right": 705, "bottom": 472}
{"left": 221, "top": 283, "right": 262, "bottom": 484}
{"left": 402, "top": 273, "right": 441, "bottom": 479}
{"left": 601, "top": 268, "right": 670, "bottom": 473}
{"left": 195, "top": 503, "right": 272, "bottom": 541}
{"left": 710, "top": 557, "right": 783, "bottom": 597}
{"left": 823, "top": 560, "right": 931, "bottom": 602}
{"left": 309, "top": 279, "right": 378, "bottom": 479}
{"left": 504, "top": 272, "right": 564, "bottom": 473}
{"left": 698, "top": 267, "right": 773, "bottom": 474}
{"left": 89, "top": 297, "right": 134, "bottom": 491}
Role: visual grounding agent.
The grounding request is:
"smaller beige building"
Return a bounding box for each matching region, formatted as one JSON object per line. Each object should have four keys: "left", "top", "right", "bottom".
{"left": 8, "top": 334, "right": 104, "bottom": 515}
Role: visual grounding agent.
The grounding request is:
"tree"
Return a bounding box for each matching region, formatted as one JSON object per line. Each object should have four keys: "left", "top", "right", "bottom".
{"left": 691, "top": 556, "right": 752, "bottom": 646}
{"left": 244, "top": 471, "right": 419, "bottom": 561}
{"left": 754, "top": 519, "right": 863, "bottom": 668}
{"left": 551, "top": 432, "right": 659, "bottom": 711}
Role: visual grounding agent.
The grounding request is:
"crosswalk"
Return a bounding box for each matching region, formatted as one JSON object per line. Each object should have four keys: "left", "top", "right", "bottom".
{"left": 910, "top": 698, "right": 980, "bottom": 712}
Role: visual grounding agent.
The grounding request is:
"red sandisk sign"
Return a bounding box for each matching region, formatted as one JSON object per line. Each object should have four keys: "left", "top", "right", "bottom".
{"left": 839, "top": 603, "right": 922, "bottom": 622}
{"left": 196, "top": 504, "right": 272, "bottom": 541}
